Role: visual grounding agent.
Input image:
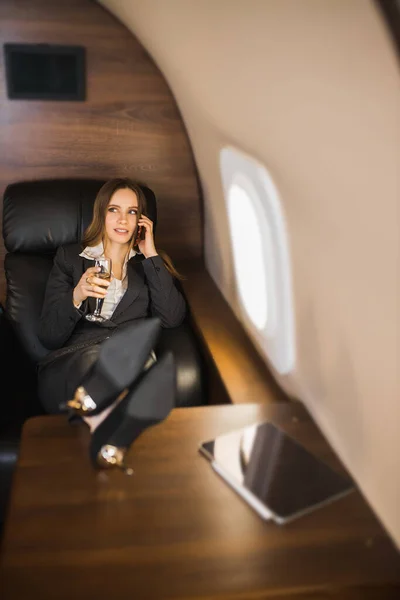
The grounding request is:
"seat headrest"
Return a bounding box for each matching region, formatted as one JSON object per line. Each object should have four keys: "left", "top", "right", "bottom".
{"left": 3, "top": 179, "right": 157, "bottom": 254}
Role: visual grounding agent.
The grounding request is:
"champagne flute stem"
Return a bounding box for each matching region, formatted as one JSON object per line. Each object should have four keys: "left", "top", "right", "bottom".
{"left": 94, "top": 297, "right": 104, "bottom": 316}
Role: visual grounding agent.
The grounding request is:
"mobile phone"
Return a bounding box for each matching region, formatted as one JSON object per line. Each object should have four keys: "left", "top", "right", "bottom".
{"left": 135, "top": 222, "right": 146, "bottom": 243}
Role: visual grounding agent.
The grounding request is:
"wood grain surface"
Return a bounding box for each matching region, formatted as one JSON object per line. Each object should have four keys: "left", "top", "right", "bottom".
{"left": 179, "top": 259, "right": 289, "bottom": 405}
{"left": 1, "top": 403, "right": 399, "bottom": 599}
{"left": 0, "top": 0, "right": 202, "bottom": 304}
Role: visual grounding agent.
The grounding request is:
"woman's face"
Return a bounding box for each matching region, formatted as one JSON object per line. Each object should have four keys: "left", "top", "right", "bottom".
{"left": 104, "top": 187, "right": 139, "bottom": 246}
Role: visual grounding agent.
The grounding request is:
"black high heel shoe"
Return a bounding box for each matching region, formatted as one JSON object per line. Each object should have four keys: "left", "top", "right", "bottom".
{"left": 67, "top": 318, "right": 161, "bottom": 416}
{"left": 90, "top": 351, "right": 176, "bottom": 473}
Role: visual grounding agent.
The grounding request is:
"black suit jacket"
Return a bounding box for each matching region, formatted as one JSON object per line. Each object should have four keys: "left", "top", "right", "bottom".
{"left": 38, "top": 243, "right": 186, "bottom": 351}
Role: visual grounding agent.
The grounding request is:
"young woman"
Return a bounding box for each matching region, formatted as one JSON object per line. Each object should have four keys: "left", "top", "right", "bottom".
{"left": 37, "top": 178, "right": 186, "bottom": 472}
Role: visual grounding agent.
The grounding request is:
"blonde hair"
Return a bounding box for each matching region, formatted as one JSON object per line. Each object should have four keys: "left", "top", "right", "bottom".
{"left": 82, "top": 178, "right": 185, "bottom": 280}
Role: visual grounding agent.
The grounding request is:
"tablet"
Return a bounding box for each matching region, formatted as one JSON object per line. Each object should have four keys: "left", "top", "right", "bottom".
{"left": 199, "top": 420, "right": 354, "bottom": 524}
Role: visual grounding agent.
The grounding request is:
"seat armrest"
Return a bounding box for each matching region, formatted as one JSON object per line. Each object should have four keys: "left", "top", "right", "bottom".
{"left": 156, "top": 322, "right": 206, "bottom": 408}
{"left": 0, "top": 307, "right": 44, "bottom": 428}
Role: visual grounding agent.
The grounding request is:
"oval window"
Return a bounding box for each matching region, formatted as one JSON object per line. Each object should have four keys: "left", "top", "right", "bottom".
{"left": 227, "top": 182, "right": 268, "bottom": 330}
{"left": 220, "top": 146, "right": 295, "bottom": 375}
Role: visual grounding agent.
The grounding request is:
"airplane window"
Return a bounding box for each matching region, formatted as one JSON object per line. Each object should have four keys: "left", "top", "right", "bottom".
{"left": 220, "top": 146, "right": 295, "bottom": 375}
{"left": 228, "top": 182, "right": 268, "bottom": 330}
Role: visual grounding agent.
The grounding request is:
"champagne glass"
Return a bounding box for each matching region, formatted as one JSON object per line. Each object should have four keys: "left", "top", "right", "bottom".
{"left": 85, "top": 258, "right": 112, "bottom": 323}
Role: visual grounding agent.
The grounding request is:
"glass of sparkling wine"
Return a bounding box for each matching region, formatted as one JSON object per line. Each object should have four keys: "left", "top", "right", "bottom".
{"left": 85, "top": 258, "right": 112, "bottom": 323}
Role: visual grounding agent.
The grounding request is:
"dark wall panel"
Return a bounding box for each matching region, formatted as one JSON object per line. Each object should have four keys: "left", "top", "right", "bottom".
{"left": 0, "top": 0, "right": 202, "bottom": 304}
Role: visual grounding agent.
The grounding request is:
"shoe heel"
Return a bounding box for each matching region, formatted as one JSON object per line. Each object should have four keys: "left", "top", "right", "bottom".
{"left": 67, "top": 318, "right": 161, "bottom": 416}
{"left": 90, "top": 352, "right": 176, "bottom": 472}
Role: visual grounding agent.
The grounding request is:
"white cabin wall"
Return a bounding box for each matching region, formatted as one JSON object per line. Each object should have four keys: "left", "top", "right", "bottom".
{"left": 99, "top": 0, "right": 400, "bottom": 548}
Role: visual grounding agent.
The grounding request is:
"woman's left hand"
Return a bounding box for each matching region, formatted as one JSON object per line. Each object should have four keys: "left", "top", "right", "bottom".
{"left": 136, "top": 215, "right": 158, "bottom": 259}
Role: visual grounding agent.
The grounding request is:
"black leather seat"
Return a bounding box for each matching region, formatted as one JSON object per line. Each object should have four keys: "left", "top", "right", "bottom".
{"left": 0, "top": 178, "right": 206, "bottom": 529}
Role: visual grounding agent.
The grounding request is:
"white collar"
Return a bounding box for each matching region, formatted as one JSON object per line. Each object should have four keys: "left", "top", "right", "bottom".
{"left": 79, "top": 241, "right": 137, "bottom": 262}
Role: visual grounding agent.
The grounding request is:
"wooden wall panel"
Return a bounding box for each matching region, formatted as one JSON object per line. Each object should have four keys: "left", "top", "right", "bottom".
{"left": 0, "top": 0, "right": 202, "bottom": 304}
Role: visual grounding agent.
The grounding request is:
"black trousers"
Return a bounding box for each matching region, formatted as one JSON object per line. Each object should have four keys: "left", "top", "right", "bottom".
{"left": 37, "top": 343, "right": 157, "bottom": 415}
{"left": 37, "top": 345, "right": 102, "bottom": 414}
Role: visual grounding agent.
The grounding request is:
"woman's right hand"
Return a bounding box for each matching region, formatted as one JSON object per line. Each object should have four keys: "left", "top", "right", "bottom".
{"left": 72, "top": 266, "right": 111, "bottom": 306}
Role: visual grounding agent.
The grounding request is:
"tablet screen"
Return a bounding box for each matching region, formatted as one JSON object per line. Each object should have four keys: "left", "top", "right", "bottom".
{"left": 200, "top": 421, "right": 354, "bottom": 522}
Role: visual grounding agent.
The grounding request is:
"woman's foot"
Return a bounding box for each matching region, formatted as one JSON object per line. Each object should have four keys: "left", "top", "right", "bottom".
{"left": 83, "top": 388, "right": 128, "bottom": 433}
{"left": 67, "top": 318, "right": 161, "bottom": 416}
{"left": 89, "top": 352, "right": 176, "bottom": 473}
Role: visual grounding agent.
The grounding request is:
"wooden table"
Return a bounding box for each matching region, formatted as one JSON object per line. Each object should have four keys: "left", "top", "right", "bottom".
{"left": 1, "top": 403, "right": 399, "bottom": 599}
